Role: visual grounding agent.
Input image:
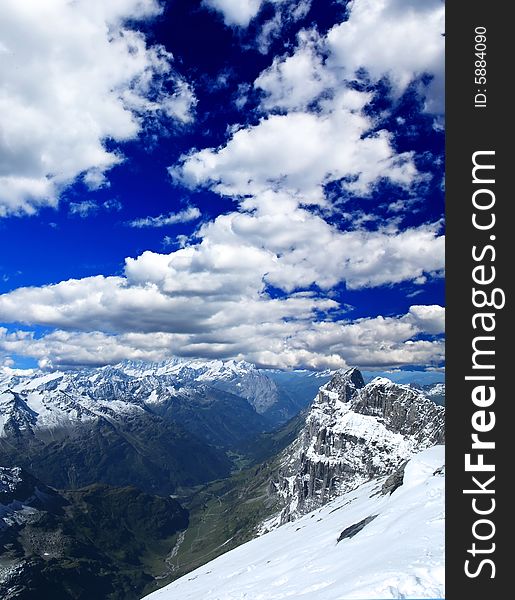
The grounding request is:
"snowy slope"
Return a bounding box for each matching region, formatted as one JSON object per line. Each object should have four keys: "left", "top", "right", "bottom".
{"left": 144, "top": 446, "right": 445, "bottom": 600}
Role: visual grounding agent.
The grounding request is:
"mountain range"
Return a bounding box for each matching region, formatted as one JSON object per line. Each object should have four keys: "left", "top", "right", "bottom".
{"left": 0, "top": 361, "right": 445, "bottom": 599}
{"left": 0, "top": 359, "right": 325, "bottom": 494}
{"left": 140, "top": 367, "right": 445, "bottom": 596}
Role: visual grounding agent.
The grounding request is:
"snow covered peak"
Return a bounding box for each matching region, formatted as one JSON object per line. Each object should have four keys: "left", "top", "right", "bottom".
{"left": 112, "top": 357, "right": 257, "bottom": 380}
{"left": 268, "top": 368, "right": 445, "bottom": 524}
{"left": 0, "top": 356, "right": 283, "bottom": 440}
{"left": 322, "top": 367, "right": 365, "bottom": 402}
{"left": 429, "top": 382, "right": 445, "bottom": 394}
{"left": 368, "top": 375, "right": 395, "bottom": 386}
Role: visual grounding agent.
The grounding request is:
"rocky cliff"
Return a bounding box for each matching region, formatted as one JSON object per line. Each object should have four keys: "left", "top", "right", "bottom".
{"left": 266, "top": 367, "right": 445, "bottom": 526}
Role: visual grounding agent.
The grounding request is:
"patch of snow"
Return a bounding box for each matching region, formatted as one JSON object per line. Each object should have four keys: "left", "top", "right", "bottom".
{"left": 12, "top": 371, "right": 64, "bottom": 392}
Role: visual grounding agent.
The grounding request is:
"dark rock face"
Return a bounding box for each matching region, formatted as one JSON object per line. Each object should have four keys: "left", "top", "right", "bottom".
{"left": 352, "top": 379, "right": 445, "bottom": 445}
{"left": 337, "top": 515, "right": 378, "bottom": 542}
{"left": 324, "top": 367, "right": 365, "bottom": 400}
{"left": 381, "top": 461, "right": 407, "bottom": 496}
{"left": 268, "top": 368, "right": 445, "bottom": 525}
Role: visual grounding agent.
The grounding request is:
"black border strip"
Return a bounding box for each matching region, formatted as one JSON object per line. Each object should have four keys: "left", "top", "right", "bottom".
{"left": 446, "top": 2, "right": 510, "bottom": 597}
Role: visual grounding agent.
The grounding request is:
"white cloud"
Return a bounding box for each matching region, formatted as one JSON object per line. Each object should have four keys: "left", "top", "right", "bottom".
{"left": 196, "top": 196, "right": 443, "bottom": 291}
{"left": 161, "top": 0, "right": 444, "bottom": 372}
{"left": 0, "top": 303, "right": 444, "bottom": 370}
{"left": 326, "top": 0, "right": 444, "bottom": 112}
{"left": 0, "top": 0, "right": 445, "bottom": 372}
{"left": 0, "top": 178, "right": 444, "bottom": 370}
{"left": 69, "top": 200, "right": 99, "bottom": 219}
{"left": 256, "top": 10, "right": 283, "bottom": 53}
{"left": 128, "top": 206, "right": 201, "bottom": 228}
{"left": 103, "top": 199, "right": 123, "bottom": 212}
{"left": 187, "top": 0, "right": 443, "bottom": 219}
{"left": 254, "top": 0, "right": 444, "bottom": 114}
{"left": 0, "top": 270, "right": 338, "bottom": 335}
{"left": 203, "top": 0, "right": 263, "bottom": 27}
{"left": 0, "top": 205, "right": 443, "bottom": 369}
{"left": 255, "top": 30, "right": 333, "bottom": 111}
{"left": 0, "top": 0, "right": 196, "bottom": 217}
{"left": 83, "top": 169, "right": 110, "bottom": 191}
{"left": 69, "top": 198, "right": 123, "bottom": 218}
{"left": 0, "top": 185, "right": 443, "bottom": 344}
{"left": 256, "top": 0, "right": 312, "bottom": 54}
{"left": 161, "top": 79, "right": 198, "bottom": 124}
{"left": 203, "top": 0, "right": 311, "bottom": 39}
{"left": 173, "top": 89, "right": 419, "bottom": 203}
{"left": 0, "top": 177, "right": 57, "bottom": 217}
{"left": 405, "top": 304, "right": 445, "bottom": 335}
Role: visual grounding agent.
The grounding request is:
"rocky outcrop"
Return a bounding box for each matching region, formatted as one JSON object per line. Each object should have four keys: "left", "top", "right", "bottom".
{"left": 267, "top": 368, "right": 445, "bottom": 525}
{"left": 352, "top": 377, "right": 444, "bottom": 444}
{"left": 380, "top": 461, "right": 407, "bottom": 496}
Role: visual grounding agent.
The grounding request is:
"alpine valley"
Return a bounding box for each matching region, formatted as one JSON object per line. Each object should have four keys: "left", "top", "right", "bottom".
{"left": 0, "top": 361, "right": 445, "bottom": 599}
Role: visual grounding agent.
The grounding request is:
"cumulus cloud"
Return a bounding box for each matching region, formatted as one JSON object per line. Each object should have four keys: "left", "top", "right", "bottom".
{"left": 0, "top": 176, "right": 444, "bottom": 370}
{"left": 157, "top": 0, "right": 444, "bottom": 370}
{"left": 172, "top": 89, "right": 419, "bottom": 203}
{"left": 0, "top": 208, "right": 443, "bottom": 369}
{"left": 0, "top": 303, "right": 444, "bottom": 370}
{"left": 0, "top": 0, "right": 196, "bottom": 217}
{"left": 0, "top": 191, "right": 443, "bottom": 340}
{"left": 195, "top": 197, "right": 443, "bottom": 291}
{"left": 0, "top": 185, "right": 444, "bottom": 369}
{"left": 255, "top": 30, "right": 333, "bottom": 111}
{"left": 0, "top": 0, "right": 445, "bottom": 371}
{"left": 326, "top": 0, "right": 444, "bottom": 112}
{"left": 173, "top": 2, "right": 443, "bottom": 200}
{"left": 254, "top": 0, "right": 444, "bottom": 114}
{"left": 128, "top": 206, "right": 201, "bottom": 228}
{"left": 0, "top": 271, "right": 338, "bottom": 335}
{"left": 176, "top": 2, "right": 443, "bottom": 210}
{"left": 405, "top": 304, "right": 445, "bottom": 335}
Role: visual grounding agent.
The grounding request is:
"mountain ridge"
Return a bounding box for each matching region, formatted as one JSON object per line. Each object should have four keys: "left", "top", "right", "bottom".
{"left": 267, "top": 367, "right": 445, "bottom": 526}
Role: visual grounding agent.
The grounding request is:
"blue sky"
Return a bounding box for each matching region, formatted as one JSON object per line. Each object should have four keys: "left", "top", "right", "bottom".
{"left": 0, "top": 0, "right": 445, "bottom": 372}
